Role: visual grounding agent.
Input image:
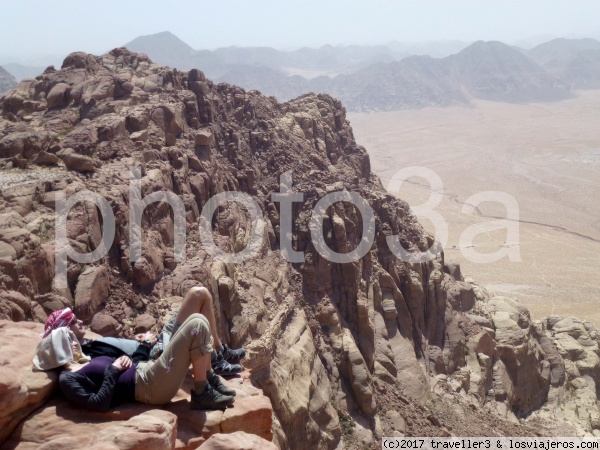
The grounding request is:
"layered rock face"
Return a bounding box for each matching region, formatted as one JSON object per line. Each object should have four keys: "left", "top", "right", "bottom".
{"left": 0, "top": 48, "right": 598, "bottom": 448}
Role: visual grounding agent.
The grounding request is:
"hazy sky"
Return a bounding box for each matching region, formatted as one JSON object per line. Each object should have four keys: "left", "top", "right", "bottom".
{"left": 2, "top": 0, "right": 600, "bottom": 64}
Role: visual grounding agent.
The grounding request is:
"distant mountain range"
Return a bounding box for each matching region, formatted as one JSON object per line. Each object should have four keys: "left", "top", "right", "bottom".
{"left": 0, "top": 66, "right": 17, "bottom": 94}
{"left": 3, "top": 32, "right": 600, "bottom": 110}
{"left": 121, "top": 32, "right": 600, "bottom": 110}
{"left": 124, "top": 31, "right": 406, "bottom": 79}
{"left": 307, "top": 41, "right": 572, "bottom": 110}
{"left": 2, "top": 62, "right": 48, "bottom": 81}
{"left": 528, "top": 38, "right": 600, "bottom": 89}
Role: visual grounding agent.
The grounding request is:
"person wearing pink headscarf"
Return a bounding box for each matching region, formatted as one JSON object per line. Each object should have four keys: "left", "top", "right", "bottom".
{"left": 42, "top": 307, "right": 78, "bottom": 339}
{"left": 33, "top": 308, "right": 89, "bottom": 371}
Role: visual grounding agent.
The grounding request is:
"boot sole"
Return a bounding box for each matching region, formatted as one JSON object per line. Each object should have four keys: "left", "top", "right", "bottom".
{"left": 191, "top": 398, "right": 234, "bottom": 411}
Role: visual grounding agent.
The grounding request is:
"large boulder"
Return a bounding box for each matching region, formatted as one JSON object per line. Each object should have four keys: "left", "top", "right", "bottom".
{"left": 90, "top": 313, "right": 120, "bottom": 336}
{"left": 59, "top": 148, "right": 100, "bottom": 172}
{"left": 0, "top": 290, "right": 31, "bottom": 321}
{"left": 0, "top": 320, "right": 58, "bottom": 445}
{"left": 220, "top": 394, "right": 273, "bottom": 439}
{"left": 133, "top": 244, "right": 164, "bottom": 288}
{"left": 151, "top": 104, "right": 186, "bottom": 146}
{"left": 89, "top": 410, "right": 177, "bottom": 449}
{"left": 0, "top": 227, "right": 53, "bottom": 298}
{"left": 7, "top": 401, "right": 178, "bottom": 450}
{"left": 446, "top": 281, "right": 475, "bottom": 312}
{"left": 198, "top": 432, "right": 278, "bottom": 450}
{"left": 74, "top": 266, "right": 110, "bottom": 321}
{"left": 134, "top": 313, "right": 157, "bottom": 333}
{"left": 0, "top": 130, "right": 50, "bottom": 159}
{"left": 46, "top": 82, "right": 71, "bottom": 108}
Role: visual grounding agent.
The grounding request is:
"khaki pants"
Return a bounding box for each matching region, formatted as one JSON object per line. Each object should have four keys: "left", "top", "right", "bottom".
{"left": 135, "top": 313, "right": 213, "bottom": 405}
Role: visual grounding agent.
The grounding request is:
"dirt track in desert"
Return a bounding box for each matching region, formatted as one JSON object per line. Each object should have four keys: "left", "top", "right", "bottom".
{"left": 349, "top": 91, "right": 600, "bottom": 325}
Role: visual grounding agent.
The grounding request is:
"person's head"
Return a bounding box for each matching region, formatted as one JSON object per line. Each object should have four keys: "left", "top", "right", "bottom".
{"left": 43, "top": 308, "right": 85, "bottom": 342}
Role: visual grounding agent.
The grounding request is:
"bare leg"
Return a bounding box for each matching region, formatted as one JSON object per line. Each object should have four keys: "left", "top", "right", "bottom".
{"left": 191, "top": 353, "right": 211, "bottom": 382}
{"left": 176, "top": 286, "right": 221, "bottom": 348}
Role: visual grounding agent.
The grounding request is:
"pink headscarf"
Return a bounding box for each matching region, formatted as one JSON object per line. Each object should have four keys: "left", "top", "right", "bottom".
{"left": 42, "top": 308, "right": 75, "bottom": 339}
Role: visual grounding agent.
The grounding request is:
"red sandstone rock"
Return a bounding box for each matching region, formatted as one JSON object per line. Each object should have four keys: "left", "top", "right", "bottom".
{"left": 5, "top": 361, "right": 274, "bottom": 449}
{"left": 74, "top": 266, "right": 109, "bottom": 321}
{"left": 46, "top": 83, "right": 71, "bottom": 108}
{"left": 220, "top": 395, "right": 273, "bottom": 440}
{"left": 135, "top": 313, "right": 156, "bottom": 333}
{"left": 0, "top": 321, "right": 57, "bottom": 444}
{"left": 59, "top": 148, "right": 100, "bottom": 172}
{"left": 198, "top": 432, "right": 278, "bottom": 450}
{"left": 91, "top": 313, "right": 120, "bottom": 336}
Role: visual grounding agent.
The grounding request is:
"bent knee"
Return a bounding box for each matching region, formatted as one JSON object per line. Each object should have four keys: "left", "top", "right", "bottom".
{"left": 187, "top": 286, "right": 211, "bottom": 301}
{"left": 187, "top": 313, "right": 210, "bottom": 330}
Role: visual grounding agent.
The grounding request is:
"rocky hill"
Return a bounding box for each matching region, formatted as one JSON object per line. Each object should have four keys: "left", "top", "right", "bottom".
{"left": 319, "top": 55, "right": 468, "bottom": 110}
{"left": 0, "top": 66, "right": 17, "bottom": 94}
{"left": 529, "top": 38, "right": 600, "bottom": 89}
{"left": 446, "top": 40, "right": 572, "bottom": 102}
{"left": 126, "top": 31, "right": 224, "bottom": 75}
{"left": 304, "top": 41, "right": 571, "bottom": 110}
{"left": 0, "top": 48, "right": 599, "bottom": 449}
{"left": 124, "top": 31, "right": 399, "bottom": 79}
{"left": 122, "top": 33, "right": 583, "bottom": 110}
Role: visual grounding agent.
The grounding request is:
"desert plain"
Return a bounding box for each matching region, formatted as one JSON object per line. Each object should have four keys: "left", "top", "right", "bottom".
{"left": 350, "top": 90, "right": 600, "bottom": 325}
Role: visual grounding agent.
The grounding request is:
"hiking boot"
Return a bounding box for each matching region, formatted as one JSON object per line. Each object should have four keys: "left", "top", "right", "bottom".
{"left": 208, "top": 371, "right": 236, "bottom": 396}
{"left": 222, "top": 344, "right": 246, "bottom": 363}
{"left": 190, "top": 385, "right": 234, "bottom": 410}
{"left": 211, "top": 351, "right": 243, "bottom": 377}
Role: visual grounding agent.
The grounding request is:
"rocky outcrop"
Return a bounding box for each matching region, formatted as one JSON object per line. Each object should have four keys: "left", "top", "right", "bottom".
{"left": 74, "top": 266, "right": 110, "bottom": 320}
{"left": 427, "top": 291, "right": 600, "bottom": 437}
{"left": 199, "top": 432, "right": 278, "bottom": 450}
{"left": 0, "top": 321, "right": 58, "bottom": 444}
{"left": 0, "top": 47, "right": 597, "bottom": 449}
{"left": 5, "top": 366, "right": 273, "bottom": 449}
{"left": 526, "top": 316, "right": 600, "bottom": 436}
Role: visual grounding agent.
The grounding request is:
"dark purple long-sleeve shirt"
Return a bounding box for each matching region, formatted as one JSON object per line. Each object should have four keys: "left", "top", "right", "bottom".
{"left": 59, "top": 356, "right": 137, "bottom": 411}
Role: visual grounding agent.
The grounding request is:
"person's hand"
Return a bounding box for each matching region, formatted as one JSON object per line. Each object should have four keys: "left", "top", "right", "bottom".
{"left": 112, "top": 355, "right": 132, "bottom": 371}
{"left": 70, "top": 341, "right": 82, "bottom": 360}
{"left": 136, "top": 331, "right": 157, "bottom": 346}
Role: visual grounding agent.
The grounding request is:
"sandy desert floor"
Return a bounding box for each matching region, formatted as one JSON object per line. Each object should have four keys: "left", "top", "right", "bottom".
{"left": 349, "top": 91, "right": 600, "bottom": 325}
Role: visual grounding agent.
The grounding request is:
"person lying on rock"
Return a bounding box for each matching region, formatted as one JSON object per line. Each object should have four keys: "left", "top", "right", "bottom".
{"left": 59, "top": 312, "right": 237, "bottom": 411}
{"left": 41, "top": 286, "right": 245, "bottom": 376}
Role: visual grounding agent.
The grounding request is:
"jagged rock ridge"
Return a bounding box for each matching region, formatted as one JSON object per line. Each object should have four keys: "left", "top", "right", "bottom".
{"left": 0, "top": 49, "right": 599, "bottom": 449}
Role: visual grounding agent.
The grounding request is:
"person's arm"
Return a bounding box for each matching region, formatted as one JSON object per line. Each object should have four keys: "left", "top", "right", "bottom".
{"left": 59, "top": 367, "right": 120, "bottom": 412}
{"left": 131, "top": 332, "right": 158, "bottom": 363}
{"left": 131, "top": 343, "right": 151, "bottom": 363}
{"left": 58, "top": 356, "right": 132, "bottom": 412}
{"left": 81, "top": 340, "right": 125, "bottom": 360}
